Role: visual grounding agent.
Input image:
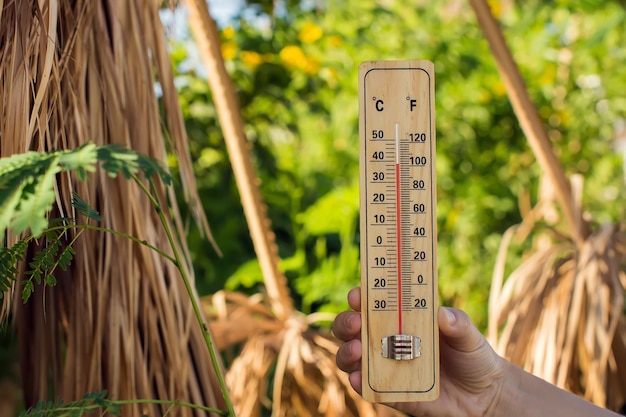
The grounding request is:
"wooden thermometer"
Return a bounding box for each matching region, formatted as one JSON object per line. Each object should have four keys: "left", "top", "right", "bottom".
{"left": 359, "top": 60, "right": 439, "bottom": 402}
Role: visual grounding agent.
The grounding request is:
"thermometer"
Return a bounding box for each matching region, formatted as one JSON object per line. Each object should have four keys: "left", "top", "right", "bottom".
{"left": 359, "top": 60, "right": 439, "bottom": 402}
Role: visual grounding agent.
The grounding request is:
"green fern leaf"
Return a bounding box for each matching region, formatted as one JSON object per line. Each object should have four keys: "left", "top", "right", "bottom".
{"left": 136, "top": 154, "right": 172, "bottom": 185}
{"left": 44, "top": 274, "right": 57, "bottom": 287}
{"left": 0, "top": 153, "right": 48, "bottom": 238}
{"left": 47, "top": 217, "right": 74, "bottom": 229}
{"left": 58, "top": 142, "right": 98, "bottom": 180}
{"left": 1, "top": 143, "right": 169, "bottom": 239}
{"left": 57, "top": 246, "right": 76, "bottom": 271}
{"left": 0, "top": 182, "right": 27, "bottom": 236}
{"left": 71, "top": 192, "right": 102, "bottom": 221}
{"left": 0, "top": 240, "right": 26, "bottom": 279}
{"left": 27, "top": 239, "right": 62, "bottom": 285}
{"left": 84, "top": 390, "right": 108, "bottom": 400}
{"left": 22, "top": 280, "right": 34, "bottom": 304}
{"left": 0, "top": 239, "right": 28, "bottom": 300}
{"left": 96, "top": 144, "right": 141, "bottom": 179}
{"left": 106, "top": 402, "right": 122, "bottom": 415}
{"left": 11, "top": 157, "right": 61, "bottom": 237}
{"left": 0, "top": 151, "right": 44, "bottom": 177}
{"left": 96, "top": 144, "right": 171, "bottom": 184}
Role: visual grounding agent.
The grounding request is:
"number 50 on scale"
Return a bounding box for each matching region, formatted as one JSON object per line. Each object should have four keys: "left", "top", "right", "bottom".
{"left": 359, "top": 60, "right": 439, "bottom": 402}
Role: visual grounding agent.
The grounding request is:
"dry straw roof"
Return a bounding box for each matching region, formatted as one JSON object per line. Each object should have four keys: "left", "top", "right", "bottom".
{"left": 1, "top": 1, "right": 223, "bottom": 415}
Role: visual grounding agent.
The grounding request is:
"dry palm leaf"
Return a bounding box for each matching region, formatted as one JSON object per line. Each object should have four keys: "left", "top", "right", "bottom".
{"left": 489, "top": 182, "right": 626, "bottom": 410}
{"left": 204, "top": 291, "right": 405, "bottom": 417}
{"left": 470, "top": 0, "right": 626, "bottom": 410}
{"left": 1, "top": 1, "right": 224, "bottom": 415}
{"left": 184, "top": 1, "right": 405, "bottom": 415}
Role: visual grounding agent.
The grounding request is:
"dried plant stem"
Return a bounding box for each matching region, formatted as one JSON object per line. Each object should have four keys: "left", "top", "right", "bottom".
{"left": 183, "top": 0, "right": 294, "bottom": 320}
{"left": 468, "top": 0, "right": 588, "bottom": 245}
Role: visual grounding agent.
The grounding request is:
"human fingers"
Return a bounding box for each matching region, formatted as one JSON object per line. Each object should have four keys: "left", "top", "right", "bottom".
{"left": 347, "top": 287, "right": 361, "bottom": 311}
{"left": 336, "top": 339, "right": 362, "bottom": 374}
{"left": 348, "top": 371, "right": 363, "bottom": 394}
{"left": 438, "top": 306, "right": 486, "bottom": 353}
{"left": 332, "top": 310, "right": 361, "bottom": 342}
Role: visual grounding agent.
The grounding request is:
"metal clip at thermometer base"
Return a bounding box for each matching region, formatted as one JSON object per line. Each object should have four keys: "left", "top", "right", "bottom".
{"left": 382, "top": 335, "right": 421, "bottom": 360}
{"left": 359, "top": 60, "right": 439, "bottom": 403}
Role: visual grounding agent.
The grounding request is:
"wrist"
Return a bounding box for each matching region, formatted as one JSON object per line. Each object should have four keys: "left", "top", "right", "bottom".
{"left": 484, "top": 359, "right": 520, "bottom": 417}
{"left": 485, "top": 359, "right": 622, "bottom": 417}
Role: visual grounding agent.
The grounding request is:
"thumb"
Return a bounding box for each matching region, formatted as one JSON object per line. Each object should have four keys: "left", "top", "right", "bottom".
{"left": 438, "top": 306, "right": 486, "bottom": 353}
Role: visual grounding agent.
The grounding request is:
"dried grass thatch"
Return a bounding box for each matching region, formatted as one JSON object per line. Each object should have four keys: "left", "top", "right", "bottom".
{"left": 490, "top": 178, "right": 626, "bottom": 410}
{"left": 1, "top": 1, "right": 224, "bottom": 415}
{"left": 470, "top": 0, "right": 626, "bottom": 410}
{"left": 204, "top": 291, "right": 404, "bottom": 417}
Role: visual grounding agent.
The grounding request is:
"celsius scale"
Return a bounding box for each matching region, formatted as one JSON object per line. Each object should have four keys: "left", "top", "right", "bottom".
{"left": 359, "top": 60, "right": 439, "bottom": 402}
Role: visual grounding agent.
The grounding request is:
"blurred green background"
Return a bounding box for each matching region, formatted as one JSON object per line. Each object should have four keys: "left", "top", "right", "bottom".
{"left": 168, "top": 0, "right": 625, "bottom": 329}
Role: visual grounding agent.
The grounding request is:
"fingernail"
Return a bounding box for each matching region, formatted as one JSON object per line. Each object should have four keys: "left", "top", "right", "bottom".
{"left": 442, "top": 307, "right": 456, "bottom": 325}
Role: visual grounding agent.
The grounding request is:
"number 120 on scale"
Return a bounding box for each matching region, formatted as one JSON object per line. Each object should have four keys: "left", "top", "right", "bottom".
{"left": 359, "top": 60, "right": 439, "bottom": 403}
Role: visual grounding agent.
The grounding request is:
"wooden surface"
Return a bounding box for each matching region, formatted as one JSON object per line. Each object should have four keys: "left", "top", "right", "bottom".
{"left": 359, "top": 60, "right": 439, "bottom": 402}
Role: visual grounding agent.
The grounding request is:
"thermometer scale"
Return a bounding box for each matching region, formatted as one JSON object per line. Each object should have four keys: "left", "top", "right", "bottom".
{"left": 359, "top": 60, "right": 439, "bottom": 402}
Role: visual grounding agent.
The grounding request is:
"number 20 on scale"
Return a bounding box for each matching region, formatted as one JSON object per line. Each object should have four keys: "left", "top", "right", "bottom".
{"left": 359, "top": 60, "right": 439, "bottom": 402}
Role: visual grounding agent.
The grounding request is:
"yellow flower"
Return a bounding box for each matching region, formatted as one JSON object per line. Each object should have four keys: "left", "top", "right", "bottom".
{"left": 221, "top": 42, "right": 237, "bottom": 60}
{"left": 303, "top": 57, "right": 320, "bottom": 75}
{"left": 298, "top": 22, "right": 323, "bottom": 44}
{"left": 493, "top": 80, "right": 506, "bottom": 96}
{"left": 280, "top": 45, "right": 307, "bottom": 68}
{"left": 487, "top": 0, "right": 502, "bottom": 18}
{"left": 241, "top": 51, "right": 263, "bottom": 69}
{"left": 279, "top": 45, "right": 320, "bottom": 74}
{"left": 327, "top": 35, "right": 342, "bottom": 47}
{"left": 222, "top": 26, "right": 235, "bottom": 40}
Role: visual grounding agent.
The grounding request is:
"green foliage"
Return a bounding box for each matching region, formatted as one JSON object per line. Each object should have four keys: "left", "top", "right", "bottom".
{"left": 0, "top": 143, "right": 171, "bottom": 240}
{"left": 20, "top": 391, "right": 121, "bottom": 417}
{"left": 0, "top": 144, "right": 172, "bottom": 304}
{"left": 292, "top": 185, "right": 360, "bottom": 314}
{"left": 19, "top": 224, "right": 79, "bottom": 303}
{"left": 71, "top": 192, "right": 102, "bottom": 222}
{"left": 18, "top": 390, "right": 228, "bottom": 416}
{"left": 24, "top": 236, "right": 62, "bottom": 300}
{"left": 172, "top": 0, "right": 626, "bottom": 327}
{"left": 1, "top": 143, "right": 237, "bottom": 415}
{"left": 0, "top": 239, "right": 27, "bottom": 293}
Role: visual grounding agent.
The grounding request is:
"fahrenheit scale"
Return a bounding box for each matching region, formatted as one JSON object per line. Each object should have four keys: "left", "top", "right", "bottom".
{"left": 359, "top": 60, "right": 439, "bottom": 402}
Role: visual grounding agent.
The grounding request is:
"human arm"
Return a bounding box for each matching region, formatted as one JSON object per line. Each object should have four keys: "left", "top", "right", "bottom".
{"left": 333, "top": 287, "right": 621, "bottom": 417}
{"left": 492, "top": 359, "right": 622, "bottom": 417}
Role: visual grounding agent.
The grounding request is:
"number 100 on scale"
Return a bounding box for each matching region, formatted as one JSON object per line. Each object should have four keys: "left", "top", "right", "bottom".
{"left": 359, "top": 60, "right": 439, "bottom": 402}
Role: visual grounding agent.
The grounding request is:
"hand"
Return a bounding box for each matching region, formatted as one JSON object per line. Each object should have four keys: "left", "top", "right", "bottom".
{"left": 333, "top": 287, "right": 506, "bottom": 417}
